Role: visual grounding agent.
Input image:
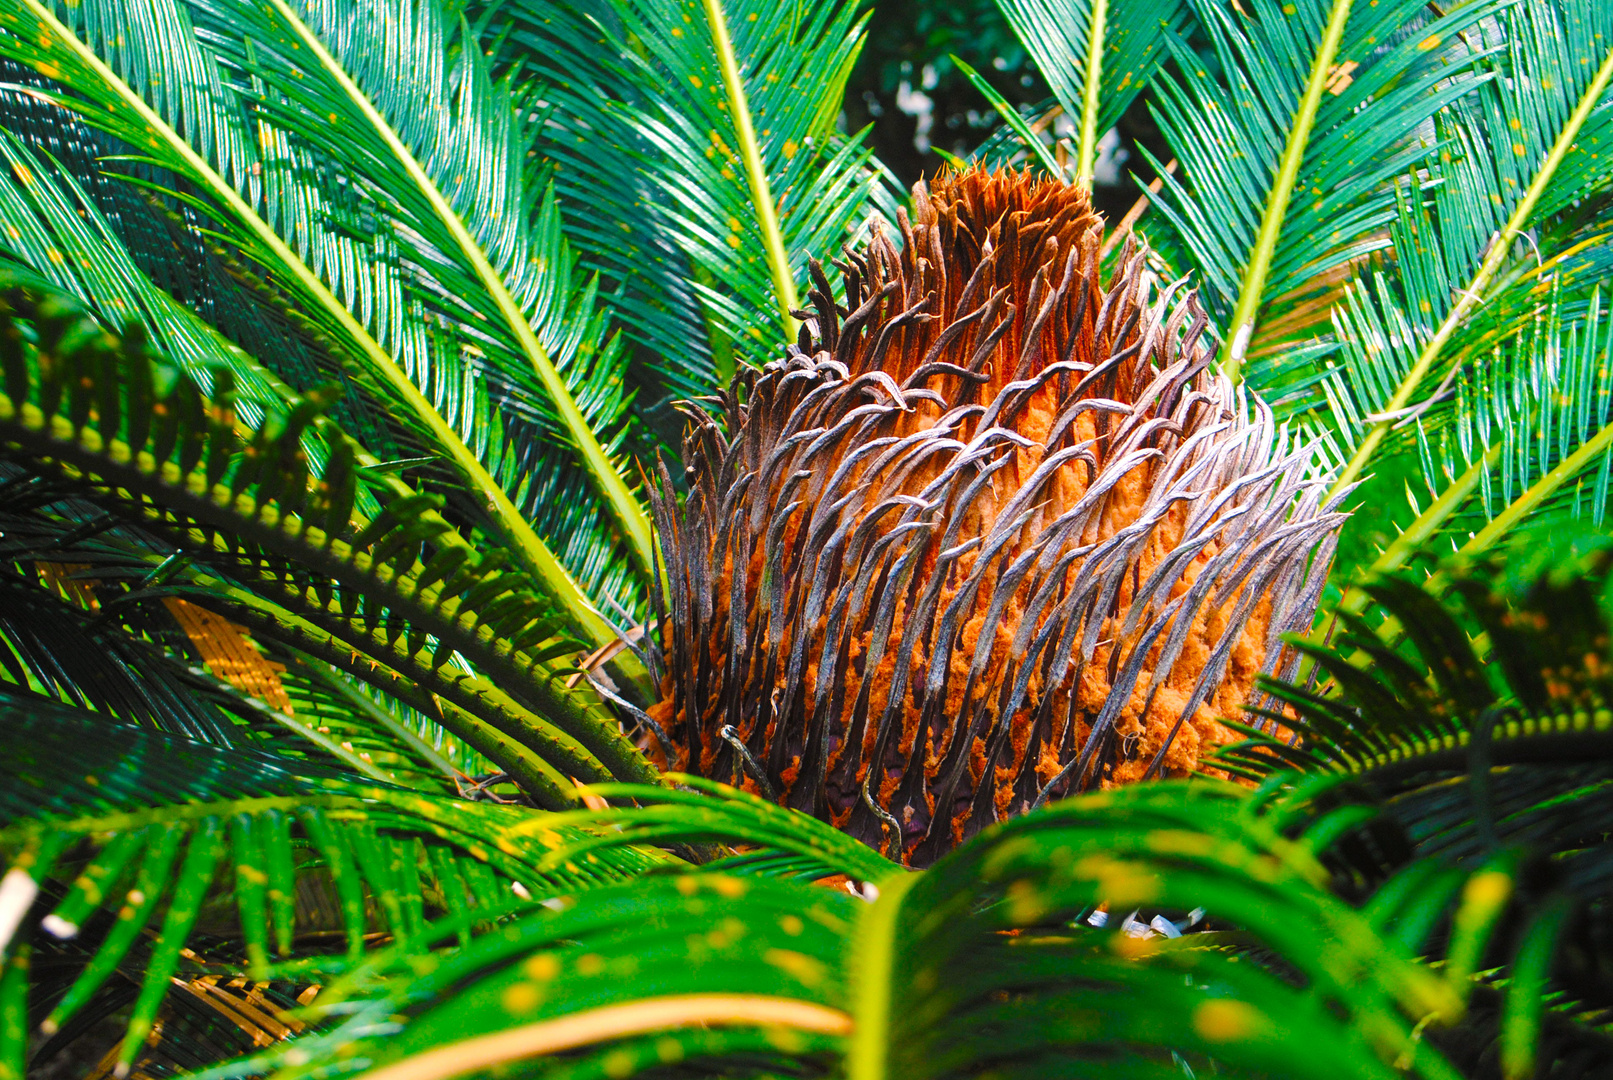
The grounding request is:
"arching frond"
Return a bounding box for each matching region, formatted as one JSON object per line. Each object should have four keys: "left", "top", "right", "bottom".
{"left": 0, "top": 282, "right": 658, "bottom": 802}
{"left": 543, "top": 775, "right": 903, "bottom": 885}
{"left": 993, "top": 0, "right": 1191, "bottom": 182}
{"left": 1141, "top": 0, "right": 1508, "bottom": 384}
{"left": 1220, "top": 546, "right": 1613, "bottom": 1078}
{"left": 1314, "top": 1, "right": 1613, "bottom": 582}
{"left": 0, "top": 0, "right": 650, "bottom": 643}
{"left": 0, "top": 701, "right": 669, "bottom": 1079}
{"left": 488, "top": 0, "right": 895, "bottom": 407}
{"left": 209, "top": 782, "right": 1471, "bottom": 1080}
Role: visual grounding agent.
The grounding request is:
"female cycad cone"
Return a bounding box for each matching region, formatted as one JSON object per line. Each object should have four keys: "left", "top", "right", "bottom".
{"left": 648, "top": 168, "right": 1342, "bottom": 865}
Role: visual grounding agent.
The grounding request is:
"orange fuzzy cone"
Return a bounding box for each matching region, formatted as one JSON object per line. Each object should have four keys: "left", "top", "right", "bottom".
{"left": 647, "top": 168, "right": 1342, "bottom": 865}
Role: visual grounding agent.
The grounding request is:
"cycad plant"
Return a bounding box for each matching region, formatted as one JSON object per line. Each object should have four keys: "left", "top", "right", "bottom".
{"left": 0, "top": 0, "right": 1611, "bottom": 1077}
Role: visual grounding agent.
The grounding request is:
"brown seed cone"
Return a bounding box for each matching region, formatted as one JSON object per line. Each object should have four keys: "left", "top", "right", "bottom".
{"left": 647, "top": 168, "right": 1343, "bottom": 865}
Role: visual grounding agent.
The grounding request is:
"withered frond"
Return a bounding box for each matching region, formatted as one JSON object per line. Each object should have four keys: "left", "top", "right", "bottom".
{"left": 650, "top": 168, "right": 1344, "bottom": 865}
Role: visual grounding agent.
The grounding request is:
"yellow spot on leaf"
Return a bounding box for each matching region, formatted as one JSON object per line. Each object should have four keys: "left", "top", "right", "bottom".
{"left": 1074, "top": 855, "right": 1159, "bottom": 905}
{"left": 710, "top": 876, "right": 746, "bottom": 898}
{"left": 1193, "top": 1000, "right": 1268, "bottom": 1043}
{"left": 1463, "top": 869, "right": 1512, "bottom": 909}
{"left": 524, "top": 953, "right": 560, "bottom": 980}
{"left": 1112, "top": 933, "right": 1160, "bottom": 960}
{"left": 764, "top": 1026, "right": 807, "bottom": 1052}
{"left": 764, "top": 949, "right": 825, "bottom": 987}
{"left": 1005, "top": 879, "right": 1047, "bottom": 923}
{"left": 501, "top": 982, "right": 540, "bottom": 1014}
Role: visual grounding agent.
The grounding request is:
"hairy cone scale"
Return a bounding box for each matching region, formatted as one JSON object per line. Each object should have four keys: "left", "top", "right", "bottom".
{"left": 648, "top": 169, "right": 1343, "bottom": 865}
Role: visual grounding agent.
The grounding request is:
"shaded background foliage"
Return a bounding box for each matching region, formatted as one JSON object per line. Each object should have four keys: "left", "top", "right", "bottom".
{"left": 840, "top": 0, "right": 1172, "bottom": 216}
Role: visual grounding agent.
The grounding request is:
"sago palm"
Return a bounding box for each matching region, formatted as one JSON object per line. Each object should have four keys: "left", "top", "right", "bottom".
{"left": 0, "top": 0, "right": 1609, "bottom": 1078}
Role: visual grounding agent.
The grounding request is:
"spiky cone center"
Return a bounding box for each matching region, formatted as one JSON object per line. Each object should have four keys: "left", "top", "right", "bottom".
{"left": 649, "top": 169, "right": 1342, "bottom": 866}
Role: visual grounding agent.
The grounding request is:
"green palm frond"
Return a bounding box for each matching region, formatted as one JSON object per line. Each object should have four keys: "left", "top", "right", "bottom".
{"left": 1229, "top": 545, "right": 1613, "bottom": 811}
{"left": 491, "top": 0, "right": 893, "bottom": 400}
{"left": 545, "top": 775, "right": 903, "bottom": 884}
{"left": 0, "top": 62, "right": 408, "bottom": 460}
{"left": 1314, "top": 2, "right": 1613, "bottom": 583}
{"left": 1, "top": 488, "right": 488, "bottom": 788}
{"left": 0, "top": 282, "right": 658, "bottom": 802}
{"left": 182, "top": 0, "right": 653, "bottom": 585}
{"left": 1330, "top": 277, "right": 1613, "bottom": 599}
{"left": 853, "top": 782, "right": 1462, "bottom": 1080}
{"left": 0, "top": 132, "right": 316, "bottom": 456}
{"left": 1140, "top": 0, "right": 1507, "bottom": 385}
{"left": 0, "top": 0, "right": 648, "bottom": 647}
{"left": 992, "top": 0, "right": 1190, "bottom": 182}
{"left": 1220, "top": 545, "right": 1613, "bottom": 1078}
{"left": 1324, "top": 4, "right": 1613, "bottom": 455}
{"left": 0, "top": 565, "right": 250, "bottom": 748}
{"left": 0, "top": 701, "right": 670, "bottom": 1080}
{"left": 260, "top": 873, "right": 856, "bottom": 1080}
{"left": 204, "top": 782, "right": 1484, "bottom": 1080}
{"left": 277, "top": 657, "right": 481, "bottom": 794}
